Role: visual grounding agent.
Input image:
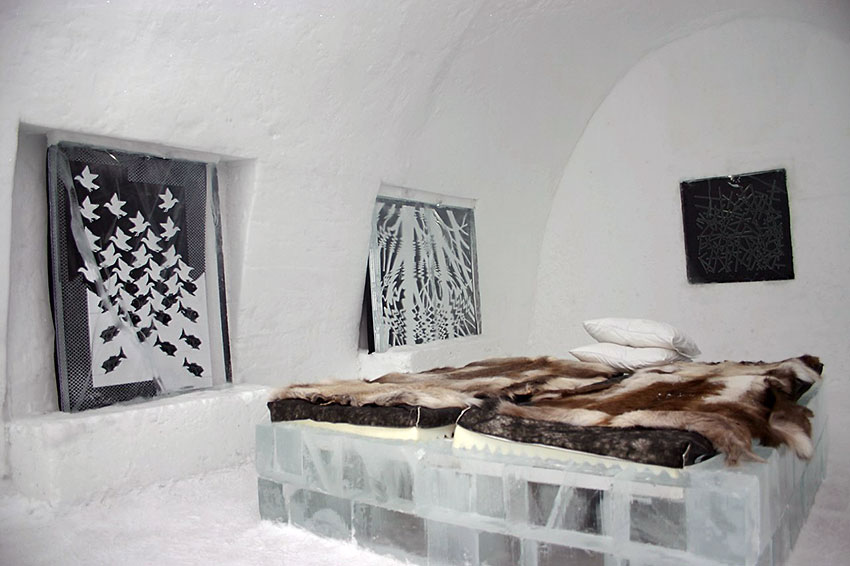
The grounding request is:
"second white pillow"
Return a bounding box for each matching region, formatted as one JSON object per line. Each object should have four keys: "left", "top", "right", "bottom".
{"left": 570, "top": 342, "right": 689, "bottom": 372}
{"left": 583, "top": 317, "right": 701, "bottom": 357}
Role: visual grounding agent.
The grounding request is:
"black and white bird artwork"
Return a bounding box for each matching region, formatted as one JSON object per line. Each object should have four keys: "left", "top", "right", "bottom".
{"left": 58, "top": 153, "right": 215, "bottom": 398}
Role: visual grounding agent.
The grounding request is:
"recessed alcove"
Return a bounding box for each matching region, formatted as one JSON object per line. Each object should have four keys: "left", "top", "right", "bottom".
{"left": 6, "top": 125, "right": 266, "bottom": 502}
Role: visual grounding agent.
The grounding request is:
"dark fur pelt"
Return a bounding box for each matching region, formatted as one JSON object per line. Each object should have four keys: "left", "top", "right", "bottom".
{"left": 270, "top": 354, "right": 823, "bottom": 465}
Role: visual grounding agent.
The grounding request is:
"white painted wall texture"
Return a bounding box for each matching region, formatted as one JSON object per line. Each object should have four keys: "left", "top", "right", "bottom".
{"left": 530, "top": 17, "right": 850, "bottom": 526}
{"left": 0, "top": 0, "right": 848, "bottom": 499}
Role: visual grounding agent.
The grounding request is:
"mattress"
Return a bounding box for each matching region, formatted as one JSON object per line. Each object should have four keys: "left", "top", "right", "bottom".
{"left": 454, "top": 400, "right": 716, "bottom": 468}
{"left": 267, "top": 354, "right": 823, "bottom": 468}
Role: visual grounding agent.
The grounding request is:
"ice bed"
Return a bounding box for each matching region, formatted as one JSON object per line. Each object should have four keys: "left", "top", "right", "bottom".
{"left": 257, "top": 354, "right": 826, "bottom": 565}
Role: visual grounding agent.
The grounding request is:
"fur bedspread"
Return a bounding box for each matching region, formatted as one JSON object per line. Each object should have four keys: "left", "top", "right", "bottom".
{"left": 271, "top": 355, "right": 823, "bottom": 465}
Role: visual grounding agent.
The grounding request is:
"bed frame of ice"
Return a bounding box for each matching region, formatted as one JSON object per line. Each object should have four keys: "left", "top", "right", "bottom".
{"left": 256, "top": 384, "right": 826, "bottom": 566}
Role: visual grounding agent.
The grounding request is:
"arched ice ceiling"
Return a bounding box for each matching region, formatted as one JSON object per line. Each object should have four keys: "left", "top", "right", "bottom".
{"left": 391, "top": 0, "right": 850, "bottom": 360}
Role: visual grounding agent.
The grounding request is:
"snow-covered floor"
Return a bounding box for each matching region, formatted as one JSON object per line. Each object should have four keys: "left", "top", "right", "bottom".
{"left": 1, "top": 461, "right": 848, "bottom": 566}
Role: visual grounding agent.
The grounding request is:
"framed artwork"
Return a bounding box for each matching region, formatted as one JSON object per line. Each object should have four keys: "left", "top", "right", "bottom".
{"left": 46, "top": 142, "right": 231, "bottom": 412}
{"left": 367, "top": 193, "right": 481, "bottom": 353}
{"left": 680, "top": 169, "right": 794, "bottom": 284}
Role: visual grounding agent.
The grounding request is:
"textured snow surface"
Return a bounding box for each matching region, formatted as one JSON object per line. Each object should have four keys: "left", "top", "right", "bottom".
{"left": 1, "top": 461, "right": 847, "bottom": 566}
{"left": 0, "top": 463, "right": 403, "bottom": 566}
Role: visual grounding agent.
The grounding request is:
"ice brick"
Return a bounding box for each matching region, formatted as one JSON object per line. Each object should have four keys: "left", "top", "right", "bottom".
{"left": 427, "top": 520, "right": 478, "bottom": 566}
{"left": 343, "top": 448, "right": 414, "bottom": 506}
{"left": 353, "top": 502, "right": 427, "bottom": 561}
{"left": 536, "top": 541, "right": 605, "bottom": 566}
{"left": 255, "top": 424, "right": 275, "bottom": 476}
{"left": 527, "top": 482, "right": 602, "bottom": 534}
{"left": 686, "top": 477, "right": 758, "bottom": 564}
{"left": 478, "top": 532, "right": 522, "bottom": 566}
{"left": 801, "top": 432, "right": 827, "bottom": 513}
{"left": 257, "top": 477, "right": 287, "bottom": 522}
{"left": 629, "top": 496, "right": 686, "bottom": 550}
{"left": 289, "top": 488, "right": 352, "bottom": 540}
{"left": 301, "top": 432, "right": 342, "bottom": 494}
{"left": 422, "top": 467, "right": 474, "bottom": 513}
{"left": 475, "top": 474, "right": 505, "bottom": 519}
{"left": 274, "top": 424, "right": 302, "bottom": 476}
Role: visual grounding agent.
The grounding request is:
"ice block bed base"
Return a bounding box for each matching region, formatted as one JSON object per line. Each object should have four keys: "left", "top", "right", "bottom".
{"left": 256, "top": 385, "right": 826, "bottom": 566}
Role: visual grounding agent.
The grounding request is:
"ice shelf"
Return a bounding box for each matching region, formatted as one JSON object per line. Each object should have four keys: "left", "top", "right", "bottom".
{"left": 256, "top": 385, "right": 826, "bottom": 566}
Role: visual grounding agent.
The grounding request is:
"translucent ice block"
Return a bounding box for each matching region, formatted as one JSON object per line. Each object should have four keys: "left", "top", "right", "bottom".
{"left": 257, "top": 477, "right": 287, "bottom": 522}
{"left": 353, "top": 502, "right": 427, "bottom": 562}
{"left": 289, "top": 488, "right": 351, "bottom": 540}
{"left": 427, "top": 520, "right": 479, "bottom": 566}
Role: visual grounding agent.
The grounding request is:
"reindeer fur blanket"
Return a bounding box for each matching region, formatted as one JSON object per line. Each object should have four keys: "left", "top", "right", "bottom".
{"left": 269, "top": 355, "right": 822, "bottom": 466}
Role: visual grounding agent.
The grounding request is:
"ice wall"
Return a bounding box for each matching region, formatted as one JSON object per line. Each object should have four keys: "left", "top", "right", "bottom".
{"left": 530, "top": 16, "right": 850, "bottom": 509}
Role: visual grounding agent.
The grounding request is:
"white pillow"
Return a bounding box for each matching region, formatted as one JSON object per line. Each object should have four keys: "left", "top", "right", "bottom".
{"left": 569, "top": 343, "right": 689, "bottom": 371}
{"left": 583, "top": 318, "right": 701, "bottom": 357}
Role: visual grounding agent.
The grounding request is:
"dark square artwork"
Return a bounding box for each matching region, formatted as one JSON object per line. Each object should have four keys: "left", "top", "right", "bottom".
{"left": 680, "top": 169, "right": 794, "bottom": 284}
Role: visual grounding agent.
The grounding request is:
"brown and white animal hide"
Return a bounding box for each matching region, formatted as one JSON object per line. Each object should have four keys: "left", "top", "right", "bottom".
{"left": 271, "top": 356, "right": 619, "bottom": 409}
{"left": 270, "top": 354, "right": 822, "bottom": 465}
{"left": 499, "top": 355, "right": 823, "bottom": 465}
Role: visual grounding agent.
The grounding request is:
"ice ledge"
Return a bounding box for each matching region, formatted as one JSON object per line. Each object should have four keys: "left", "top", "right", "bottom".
{"left": 7, "top": 384, "right": 271, "bottom": 504}
{"left": 358, "top": 336, "right": 502, "bottom": 379}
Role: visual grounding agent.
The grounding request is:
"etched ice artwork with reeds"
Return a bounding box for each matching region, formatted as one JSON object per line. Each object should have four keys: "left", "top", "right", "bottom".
{"left": 368, "top": 196, "right": 481, "bottom": 352}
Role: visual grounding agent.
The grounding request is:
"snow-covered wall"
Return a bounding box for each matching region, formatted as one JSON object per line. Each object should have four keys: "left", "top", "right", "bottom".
{"left": 1, "top": 0, "right": 848, "bottom": 487}
{"left": 531, "top": 18, "right": 850, "bottom": 474}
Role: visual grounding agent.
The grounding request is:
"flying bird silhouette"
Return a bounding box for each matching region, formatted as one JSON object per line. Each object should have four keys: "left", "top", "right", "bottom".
{"left": 104, "top": 193, "right": 127, "bottom": 218}
{"left": 110, "top": 227, "right": 132, "bottom": 251}
{"left": 103, "top": 272, "right": 120, "bottom": 293}
{"left": 159, "top": 188, "right": 178, "bottom": 212}
{"left": 84, "top": 227, "right": 101, "bottom": 252}
{"left": 160, "top": 246, "right": 179, "bottom": 269}
{"left": 160, "top": 216, "right": 180, "bottom": 240}
{"left": 141, "top": 231, "right": 162, "bottom": 252}
{"left": 79, "top": 195, "right": 100, "bottom": 222}
{"left": 131, "top": 246, "right": 151, "bottom": 268}
{"left": 165, "top": 273, "right": 182, "bottom": 295}
{"left": 114, "top": 258, "right": 134, "bottom": 281}
{"left": 99, "top": 242, "right": 120, "bottom": 267}
{"left": 176, "top": 259, "right": 195, "bottom": 281}
{"left": 78, "top": 262, "right": 99, "bottom": 284}
{"left": 129, "top": 211, "right": 149, "bottom": 235}
{"left": 74, "top": 166, "right": 100, "bottom": 191}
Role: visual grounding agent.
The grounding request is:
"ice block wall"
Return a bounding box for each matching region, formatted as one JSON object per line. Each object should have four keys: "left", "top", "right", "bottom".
{"left": 256, "top": 385, "right": 826, "bottom": 566}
